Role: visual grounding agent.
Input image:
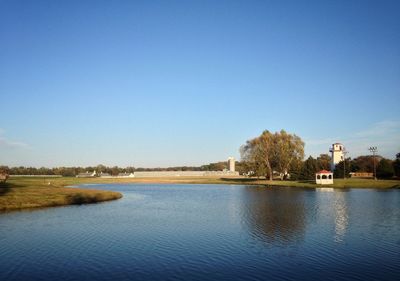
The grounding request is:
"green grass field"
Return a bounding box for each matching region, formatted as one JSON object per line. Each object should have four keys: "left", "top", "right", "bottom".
{"left": 1, "top": 176, "right": 398, "bottom": 212}
{"left": 211, "top": 177, "right": 400, "bottom": 188}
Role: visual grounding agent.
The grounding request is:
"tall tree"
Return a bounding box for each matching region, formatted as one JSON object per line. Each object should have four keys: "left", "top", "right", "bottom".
{"left": 317, "top": 154, "right": 331, "bottom": 171}
{"left": 271, "top": 130, "right": 305, "bottom": 179}
{"left": 300, "top": 156, "right": 318, "bottom": 180}
{"left": 393, "top": 153, "right": 400, "bottom": 178}
{"left": 333, "top": 158, "right": 353, "bottom": 178}
{"left": 241, "top": 130, "right": 305, "bottom": 180}
{"left": 241, "top": 130, "right": 274, "bottom": 180}
{"left": 351, "top": 155, "right": 379, "bottom": 173}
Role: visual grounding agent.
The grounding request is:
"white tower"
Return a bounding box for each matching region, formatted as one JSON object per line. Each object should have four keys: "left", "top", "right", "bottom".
{"left": 228, "top": 157, "right": 235, "bottom": 172}
{"left": 329, "top": 143, "right": 344, "bottom": 171}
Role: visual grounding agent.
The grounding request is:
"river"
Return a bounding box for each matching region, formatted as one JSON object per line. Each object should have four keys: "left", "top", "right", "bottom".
{"left": 0, "top": 184, "right": 399, "bottom": 281}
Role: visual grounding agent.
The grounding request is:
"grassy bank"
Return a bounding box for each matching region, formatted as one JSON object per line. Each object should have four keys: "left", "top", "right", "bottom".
{"left": 202, "top": 177, "right": 400, "bottom": 189}
{"left": 1, "top": 176, "right": 398, "bottom": 212}
{"left": 0, "top": 177, "right": 122, "bottom": 212}
{"left": 262, "top": 178, "right": 400, "bottom": 189}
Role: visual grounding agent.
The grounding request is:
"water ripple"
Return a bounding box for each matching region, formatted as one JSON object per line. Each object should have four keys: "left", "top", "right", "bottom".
{"left": 0, "top": 184, "right": 399, "bottom": 281}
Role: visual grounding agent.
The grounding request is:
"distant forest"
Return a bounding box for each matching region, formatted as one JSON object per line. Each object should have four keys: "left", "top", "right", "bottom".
{"left": 0, "top": 161, "right": 247, "bottom": 177}
{"left": 1, "top": 154, "right": 399, "bottom": 180}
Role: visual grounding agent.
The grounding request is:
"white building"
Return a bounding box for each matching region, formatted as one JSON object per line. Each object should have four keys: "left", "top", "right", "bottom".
{"left": 117, "top": 172, "right": 135, "bottom": 178}
{"left": 76, "top": 171, "right": 97, "bottom": 178}
{"left": 99, "top": 172, "right": 112, "bottom": 178}
{"left": 316, "top": 170, "right": 334, "bottom": 185}
{"left": 329, "top": 143, "right": 345, "bottom": 171}
{"left": 228, "top": 157, "right": 235, "bottom": 172}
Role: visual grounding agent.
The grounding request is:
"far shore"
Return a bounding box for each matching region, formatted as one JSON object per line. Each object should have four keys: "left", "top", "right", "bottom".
{"left": 1, "top": 176, "right": 399, "bottom": 213}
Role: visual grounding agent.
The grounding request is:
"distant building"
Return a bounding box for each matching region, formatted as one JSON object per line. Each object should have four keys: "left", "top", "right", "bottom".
{"left": 329, "top": 143, "right": 344, "bottom": 171}
{"left": 76, "top": 171, "right": 97, "bottom": 178}
{"left": 117, "top": 172, "right": 135, "bottom": 178}
{"left": 349, "top": 172, "right": 373, "bottom": 178}
{"left": 99, "top": 172, "right": 111, "bottom": 178}
{"left": 316, "top": 170, "right": 333, "bottom": 185}
{"left": 228, "top": 157, "right": 235, "bottom": 172}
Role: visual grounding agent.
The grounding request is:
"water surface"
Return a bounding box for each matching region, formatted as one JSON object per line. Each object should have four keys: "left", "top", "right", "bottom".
{"left": 0, "top": 184, "right": 399, "bottom": 281}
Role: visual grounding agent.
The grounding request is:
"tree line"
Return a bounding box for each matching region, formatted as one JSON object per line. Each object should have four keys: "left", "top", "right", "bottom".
{"left": 331, "top": 154, "right": 399, "bottom": 179}
{"left": 239, "top": 129, "right": 400, "bottom": 180}
{"left": 0, "top": 161, "right": 239, "bottom": 177}
{"left": 1, "top": 129, "right": 399, "bottom": 180}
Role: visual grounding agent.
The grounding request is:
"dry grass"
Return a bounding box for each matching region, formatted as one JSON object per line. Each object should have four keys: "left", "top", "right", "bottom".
{"left": 0, "top": 178, "right": 122, "bottom": 212}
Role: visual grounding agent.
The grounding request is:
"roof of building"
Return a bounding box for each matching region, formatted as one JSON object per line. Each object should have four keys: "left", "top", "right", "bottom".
{"left": 316, "top": 170, "right": 332, "bottom": 174}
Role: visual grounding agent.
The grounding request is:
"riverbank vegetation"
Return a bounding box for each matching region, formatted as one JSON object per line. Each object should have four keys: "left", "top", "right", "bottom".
{"left": 0, "top": 177, "right": 122, "bottom": 212}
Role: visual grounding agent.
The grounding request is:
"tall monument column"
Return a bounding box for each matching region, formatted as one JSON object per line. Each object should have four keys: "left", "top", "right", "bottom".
{"left": 228, "top": 157, "right": 235, "bottom": 172}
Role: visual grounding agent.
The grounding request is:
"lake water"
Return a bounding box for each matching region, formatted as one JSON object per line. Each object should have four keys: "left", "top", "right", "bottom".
{"left": 0, "top": 184, "right": 399, "bottom": 281}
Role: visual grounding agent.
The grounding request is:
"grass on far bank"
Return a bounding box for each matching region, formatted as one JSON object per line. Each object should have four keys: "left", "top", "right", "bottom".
{"left": 213, "top": 177, "right": 400, "bottom": 189}
{"left": 1, "top": 176, "right": 399, "bottom": 212}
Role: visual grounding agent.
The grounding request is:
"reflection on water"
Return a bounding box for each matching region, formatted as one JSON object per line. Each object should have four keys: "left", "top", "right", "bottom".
{"left": 314, "top": 188, "right": 350, "bottom": 243}
{"left": 333, "top": 191, "right": 349, "bottom": 242}
{"left": 241, "top": 187, "right": 306, "bottom": 245}
{"left": 0, "top": 184, "right": 399, "bottom": 281}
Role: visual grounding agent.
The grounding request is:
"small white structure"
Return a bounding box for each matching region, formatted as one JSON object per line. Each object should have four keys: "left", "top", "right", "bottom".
{"left": 76, "top": 171, "right": 97, "bottom": 178}
{"left": 228, "top": 157, "right": 235, "bottom": 172}
{"left": 316, "top": 170, "right": 333, "bottom": 185}
{"left": 117, "top": 172, "right": 135, "bottom": 178}
{"left": 329, "top": 143, "right": 345, "bottom": 171}
{"left": 99, "top": 172, "right": 112, "bottom": 178}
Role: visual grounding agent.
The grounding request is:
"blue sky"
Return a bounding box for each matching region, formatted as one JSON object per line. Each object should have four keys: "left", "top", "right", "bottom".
{"left": 1, "top": 0, "right": 399, "bottom": 167}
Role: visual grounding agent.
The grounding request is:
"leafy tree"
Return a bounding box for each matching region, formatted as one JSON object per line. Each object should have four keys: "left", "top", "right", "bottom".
{"left": 60, "top": 167, "right": 76, "bottom": 177}
{"left": 0, "top": 166, "right": 10, "bottom": 174}
{"left": 333, "top": 158, "right": 353, "bottom": 178}
{"left": 271, "top": 130, "right": 305, "bottom": 179}
{"left": 111, "top": 166, "right": 120, "bottom": 176}
{"left": 96, "top": 164, "right": 107, "bottom": 173}
{"left": 377, "top": 158, "right": 394, "bottom": 179}
{"left": 299, "top": 156, "right": 318, "bottom": 180}
{"left": 351, "top": 155, "right": 379, "bottom": 173}
{"left": 288, "top": 158, "right": 303, "bottom": 180}
{"left": 125, "top": 166, "right": 135, "bottom": 173}
{"left": 241, "top": 130, "right": 305, "bottom": 180}
{"left": 393, "top": 153, "right": 400, "bottom": 178}
{"left": 241, "top": 130, "right": 274, "bottom": 180}
{"left": 316, "top": 154, "right": 331, "bottom": 171}
{"left": 234, "top": 161, "right": 247, "bottom": 175}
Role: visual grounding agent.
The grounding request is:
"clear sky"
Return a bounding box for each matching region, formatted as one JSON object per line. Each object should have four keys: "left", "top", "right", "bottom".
{"left": 1, "top": 0, "right": 399, "bottom": 168}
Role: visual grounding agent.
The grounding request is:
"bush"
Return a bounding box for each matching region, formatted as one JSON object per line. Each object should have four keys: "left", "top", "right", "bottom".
{"left": 377, "top": 159, "right": 394, "bottom": 179}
